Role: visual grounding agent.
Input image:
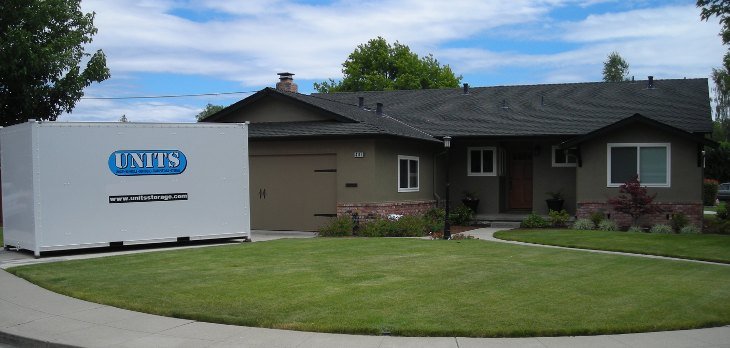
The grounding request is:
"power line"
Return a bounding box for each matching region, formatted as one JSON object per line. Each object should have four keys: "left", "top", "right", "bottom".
{"left": 81, "top": 90, "right": 258, "bottom": 100}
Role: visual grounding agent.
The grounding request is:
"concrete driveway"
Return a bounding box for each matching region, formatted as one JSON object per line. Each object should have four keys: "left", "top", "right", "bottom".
{"left": 0, "top": 230, "right": 316, "bottom": 269}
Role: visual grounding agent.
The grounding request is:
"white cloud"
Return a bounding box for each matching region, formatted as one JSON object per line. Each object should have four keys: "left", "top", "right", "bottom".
{"left": 440, "top": 4, "right": 724, "bottom": 84}
{"left": 82, "top": 0, "right": 560, "bottom": 85}
{"left": 68, "top": 0, "right": 725, "bottom": 121}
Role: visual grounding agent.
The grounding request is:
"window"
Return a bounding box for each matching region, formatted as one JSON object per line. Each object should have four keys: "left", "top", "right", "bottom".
{"left": 468, "top": 147, "right": 497, "bottom": 176}
{"left": 552, "top": 146, "right": 578, "bottom": 167}
{"left": 398, "top": 155, "right": 419, "bottom": 192}
{"left": 607, "top": 143, "right": 670, "bottom": 187}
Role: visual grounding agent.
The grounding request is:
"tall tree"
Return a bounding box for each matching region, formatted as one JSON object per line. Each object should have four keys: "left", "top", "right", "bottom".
{"left": 699, "top": 1, "right": 730, "bottom": 124}
{"left": 602, "top": 52, "right": 630, "bottom": 82}
{"left": 698, "top": 1, "right": 730, "bottom": 182}
{"left": 314, "top": 37, "right": 461, "bottom": 93}
{"left": 196, "top": 103, "right": 225, "bottom": 121}
{"left": 0, "top": 0, "right": 110, "bottom": 127}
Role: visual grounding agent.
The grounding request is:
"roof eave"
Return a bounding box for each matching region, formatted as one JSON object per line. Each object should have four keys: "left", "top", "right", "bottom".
{"left": 560, "top": 113, "right": 717, "bottom": 148}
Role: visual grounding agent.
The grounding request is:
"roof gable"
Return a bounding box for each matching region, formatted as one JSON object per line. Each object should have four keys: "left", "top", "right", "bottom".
{"left": 202, "top": 88, "right": 357, "bottom": 123}
{"left": 560, "top": 113, "right": 717, "bottom": 148}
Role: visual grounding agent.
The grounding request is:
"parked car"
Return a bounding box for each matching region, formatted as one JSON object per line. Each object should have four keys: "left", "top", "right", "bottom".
{"left": 719, "top": 183, "right": 730, "bottom": 202}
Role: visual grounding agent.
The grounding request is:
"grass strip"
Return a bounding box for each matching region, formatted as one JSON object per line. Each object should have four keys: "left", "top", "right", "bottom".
{"left": 494, "top": 229, "right": 730, "bottom": 263}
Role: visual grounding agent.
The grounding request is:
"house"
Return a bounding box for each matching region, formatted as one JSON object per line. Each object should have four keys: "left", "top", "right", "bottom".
{"left": 204, "top": 73, "right": 713, "bottom": 230}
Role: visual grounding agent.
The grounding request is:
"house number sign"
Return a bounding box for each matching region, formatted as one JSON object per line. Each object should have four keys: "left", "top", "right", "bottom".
{"left": 353, "top": 152, "right": 365, "bottom": 158}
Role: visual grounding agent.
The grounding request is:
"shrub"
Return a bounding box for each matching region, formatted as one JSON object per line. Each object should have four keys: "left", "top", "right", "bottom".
{"left": 717, "top": 202, "right": 729, "bottom": 220}
{"left": 450, "top": 204, "right": 474, "bottom": 225}
{"left": 318, "top": 216, "right": 354, "bottom": 237}
{"left": 597, "top": 219, "right": 618, "bottom": 231}
{"left": 650, "top": 224, "right": 673, "bottom": 234}
{"left": 359, "top": 215, "right": 430, "bottom": 237}
{"left": 391, "top": 215, "right": 429, "bottom": 237}
{"left": 680, "top": 225, "right": 701, "bottom": 234}
{"left": 589, "top": 211, "right": 605, "bottom": 228}
{"left": 572, "top": 218, "right": 594, "bottom": 230}
{"left": 703, "top": 179, "right": 720, "bottom": 206}
{"left": 521, "top": 213, "right": 549, "bottom": 228}
{"left": 704, "top": 215, "right": 730, "bottom": 234}
{"left": 357, "top": 218, "right": 387, "bottom": 237}
{"left": 669, "top": 213, "right": 688, "bottom": 233}
{"left": 607, "top": 175, "right": 662, "bottom": 226}
{"left": 548, "top": 209, "right": 570, "bottom": 227}
{"left": 423, "top": 208, "right": 446, "bottom": 232}
{"left": 627, "top": 225, "right": 644, "bottom": 233}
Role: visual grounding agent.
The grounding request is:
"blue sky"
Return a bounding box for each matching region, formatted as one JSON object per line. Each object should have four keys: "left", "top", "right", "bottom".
{"left": 65, "top": 0, "right": 725, "bottom": 123}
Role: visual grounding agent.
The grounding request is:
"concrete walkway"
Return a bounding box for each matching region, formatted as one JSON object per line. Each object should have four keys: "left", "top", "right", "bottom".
{"left": 1, "top": 229, "right": 729, "bottom": 347}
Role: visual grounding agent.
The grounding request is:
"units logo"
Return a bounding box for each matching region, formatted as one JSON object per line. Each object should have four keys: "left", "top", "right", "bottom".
{"left": 108, "top": 150, "right": 187, "bottom": 176}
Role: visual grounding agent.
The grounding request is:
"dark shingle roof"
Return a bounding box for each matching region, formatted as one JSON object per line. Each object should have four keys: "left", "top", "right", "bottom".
{"left": 207, "top": 88, "right": 437, "bottom": 142}
{"left": 207, "top": 78, "right": 711, "bottom": 142}
{"left": 313, "top": 78, "right": 712, "bottom": 137}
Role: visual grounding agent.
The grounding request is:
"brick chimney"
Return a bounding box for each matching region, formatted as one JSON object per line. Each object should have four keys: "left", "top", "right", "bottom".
{"left": 276, "top": 72, "right": 298, "bottom": 93}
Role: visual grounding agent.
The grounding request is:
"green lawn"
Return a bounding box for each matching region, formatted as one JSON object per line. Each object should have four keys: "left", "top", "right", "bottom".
{"left": 705, "top": 206, "right": 718, "bottom": 212}
{"left": 494, "top": 229, "right": 730, "bottom": 263}
{"left": 8, "top": 238, "right": 730, "bottom": 337}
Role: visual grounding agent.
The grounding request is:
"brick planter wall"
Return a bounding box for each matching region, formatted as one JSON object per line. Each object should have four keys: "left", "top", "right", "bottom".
{"left": 577, "top": 201, "right": 703, "bottom": 229}
{"left": 337, "top": 200, "right": 436, "bottom": 221}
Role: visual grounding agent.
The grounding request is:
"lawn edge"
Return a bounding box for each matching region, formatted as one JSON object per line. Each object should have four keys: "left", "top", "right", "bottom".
{"left": 492, "top": 230, "right": 730, "bottom": 264}
{"left": 7, "top": 266, "right": 730, "bottom": 338}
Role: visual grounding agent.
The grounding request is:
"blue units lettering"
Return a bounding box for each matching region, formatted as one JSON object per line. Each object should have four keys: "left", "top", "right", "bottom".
{"left": 108, "top": 150, "right": 187, "bottom": 176}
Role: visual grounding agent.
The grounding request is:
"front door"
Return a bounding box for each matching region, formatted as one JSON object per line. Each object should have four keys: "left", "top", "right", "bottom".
{"left": 509, "top": 151, "right": 533, "bottom": 210}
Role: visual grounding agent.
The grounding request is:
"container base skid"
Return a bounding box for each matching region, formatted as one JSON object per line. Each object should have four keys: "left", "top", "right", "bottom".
{"left": 5, "top": 233, "right": 250, "bottom": 258}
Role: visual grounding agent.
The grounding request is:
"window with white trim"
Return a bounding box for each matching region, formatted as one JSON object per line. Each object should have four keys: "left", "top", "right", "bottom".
{"left": 607, "top": 143, "right": 670, "bottom": 187}
{"left": 468, "top": 147, "right": 497, "bottom": 176}
{"left": 398, "top": 155, "right": 419, "bottom": 192}
{"left": 552, "top": 146, "right": 578, "bottom": 167}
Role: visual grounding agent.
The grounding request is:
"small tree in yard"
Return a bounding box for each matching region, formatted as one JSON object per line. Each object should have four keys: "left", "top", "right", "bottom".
{"left": 607, "top": 175, "right": 663, "bottom": 226}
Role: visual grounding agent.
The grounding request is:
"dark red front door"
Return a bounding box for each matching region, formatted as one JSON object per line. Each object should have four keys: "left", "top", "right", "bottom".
{"left": 509, "top": 152, "right": 533, "bottom": 210}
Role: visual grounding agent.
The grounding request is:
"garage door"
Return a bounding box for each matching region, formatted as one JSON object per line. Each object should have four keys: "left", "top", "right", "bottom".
{"left": 250, "top": 154, "right": 337, "bottom": 231}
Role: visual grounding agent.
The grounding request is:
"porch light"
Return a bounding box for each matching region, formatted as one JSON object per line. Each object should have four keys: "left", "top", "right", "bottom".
{"left": 443, "top": 136, "right": 452, "bottom": 240}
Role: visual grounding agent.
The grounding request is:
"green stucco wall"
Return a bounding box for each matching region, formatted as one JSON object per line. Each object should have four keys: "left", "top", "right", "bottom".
{"left": 446, "top": 139, "right": 577, "bottom": 215}
{"left": 576, "top": 123, "right": 702, "bottom": 203}
{"left": 225, "top": 97, "right": 334, "bottom": 123}
{"left": 372, "top": 139, "right": 436, "bottom": 202}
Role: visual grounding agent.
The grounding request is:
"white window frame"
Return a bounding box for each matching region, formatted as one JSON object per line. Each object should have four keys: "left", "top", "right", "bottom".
{"left": 551, "top": 146, "right": 578, "bottom": 167}
{"left": 607, "top": 143, "right": 671, "bottom": 188}
{"left": 467, "top": 147, "right": 497, "bottom": 176}
{"left": 397, "top": 155, "right": 419, "bottom": 192}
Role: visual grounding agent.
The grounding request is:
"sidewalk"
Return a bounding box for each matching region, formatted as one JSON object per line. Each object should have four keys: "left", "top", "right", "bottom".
{"left": 1, "top": 229, "right": 729, "bottom": 347}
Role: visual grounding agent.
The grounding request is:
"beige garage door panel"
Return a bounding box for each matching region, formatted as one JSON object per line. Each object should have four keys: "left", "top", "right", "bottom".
{"left": 250, "top": 154, "right": 336, "bottom": 231}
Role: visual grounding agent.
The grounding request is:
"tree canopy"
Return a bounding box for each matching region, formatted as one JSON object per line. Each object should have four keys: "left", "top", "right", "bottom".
{"left": 314, "top": 37, "right": 462, "bottom": 93}
{"left": 698, "top": 1, "right": 730, "bottom": 122}
{"left": 196, "top": 103, "right": 225, "bottom": 121}
{"left": 698, "top": 1, "right": 730, "bottom": 181}
{"left": 602, "top": 52, "right": 630, "bottom": 82}
{"left": 0, "top": 0, "right": 110, "bottom": 127}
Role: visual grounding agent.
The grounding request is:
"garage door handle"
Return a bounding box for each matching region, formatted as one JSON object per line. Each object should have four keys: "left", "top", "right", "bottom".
{"left": 258, "top": 188, "right": 262, "bottom": 199}
{"left": 263, "top": 189, "right": 267, "bottom": 199}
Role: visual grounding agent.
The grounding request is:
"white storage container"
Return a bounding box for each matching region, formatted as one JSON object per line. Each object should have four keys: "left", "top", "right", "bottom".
{"left": 1, "top": 120, "right": 250, "bottom": 256}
